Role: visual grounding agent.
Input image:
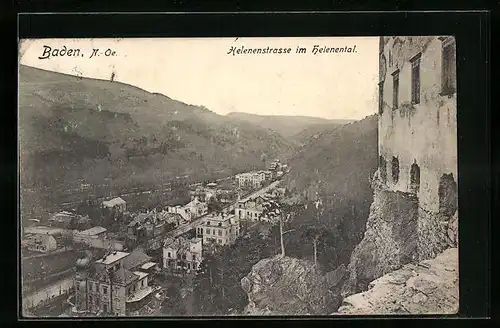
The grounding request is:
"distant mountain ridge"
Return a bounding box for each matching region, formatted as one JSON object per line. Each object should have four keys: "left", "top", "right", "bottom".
{"left": 18, "top": 65, "right": 296, "bottom": 217}
{"left": 226, "top": 112, "right": 354, "bottom": 139}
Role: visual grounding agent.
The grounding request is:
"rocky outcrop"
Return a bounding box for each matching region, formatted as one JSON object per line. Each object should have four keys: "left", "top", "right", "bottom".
{"left": 342, "top": 170, "right": 459, "bottom": 297}
{"left": 240, "top": 256, "right": 347, "bottom": 315}
{"left": 336, "top": 247, "right": 458, "bottom": 315}
{"left": 417, "top": 209, "right": 458, "bottom": 260}
{"left": 342, "top": 173, "right": 419, "bottom": 296}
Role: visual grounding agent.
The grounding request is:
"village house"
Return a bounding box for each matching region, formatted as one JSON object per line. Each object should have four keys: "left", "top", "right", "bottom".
{"left": 263, "top": 170, "right": 273, "bottom": 181}
{"left": 49, "top": 211, "right": 79, "bottom": 229}
{"left": 125, "top": 211, "right": 181, "bottom": 250}
{"left": 102, "top": 197, "right": 127, "bottom": 214}
{"left": 166, "top": 197, "right": 208, "bottom": 222}
{"left": 195, "top": 213, "right": 241, "bottom": 246}
{"left": 235, "top": 171, "right": 266, "bottom": 189}
{"left": 202, "top": 187, "right": 217, "bottom": 202}
{"left": 23, "top": 233, "right": 58, "bottom": 253}
{"left": 73, "top": 226, "right": 124, "bottom": 251}
{"left": 267, "top": 187, "right": 286, "bottom": 198}
{"left": 73, "top": 226, "right": 108, "bottom": 246}
{"left": 235, "top": 195, "right": 275, "bottom": 223}
{"left": 185, "top": 197, "right": 208, "bottom": 218}
{"left": 162, "top": 237, "right": 203, "bottom": 274}
{"left": 73, "top": 249, "right": 156, "bottom": 316}
{"left": 166, "top": 205, "right": 190, "bottom": 221}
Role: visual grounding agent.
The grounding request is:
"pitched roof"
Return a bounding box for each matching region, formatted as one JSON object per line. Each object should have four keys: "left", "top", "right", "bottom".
{"left": 140, "top": 262, "right": 157, "bottom": 270}
{"left": 121, "top": 250, "right": 152, "bottom": 270}
{"left": 127, "top": 213, "right": 153, "bottom": 227}
{"left": 102, "top": 197, "right": 126, "bottom": 207}
{"left": 91, "top": 266, "right": 138, "bottom": 286}
{"left": 77, "top": 226, "right": 107, "bottom": 236}
{"left": 95, "top": 251, "right": 129, "bottom": 265}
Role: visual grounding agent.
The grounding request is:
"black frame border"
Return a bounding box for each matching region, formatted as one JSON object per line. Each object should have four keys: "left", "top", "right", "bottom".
{"left": 6, "top": 9, "right": 491, "bottom": 323}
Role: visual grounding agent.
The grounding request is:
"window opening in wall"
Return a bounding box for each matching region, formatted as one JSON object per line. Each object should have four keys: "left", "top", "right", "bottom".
{"left": 391, "top": 156, "right": 400, "bottom": 184}
{"left": 440, "top": 37, "right": 456, "bottom": 96}
{"left": 410, "top": 161, "right": 421, "bottom": 193}
{"left": 379, "top": 156, "right": 387, "bottom": 183}
{"left": 438, "top": 173, "right": 458, "bottom": 216}
{"left": 392, "top": 70, "right": 399, "bottom": 109}
{"left": 411, "top": 53, "right": 421, "bottom": 104}
{"left": 378, "top": 81, "right": 384, "bottom": 115}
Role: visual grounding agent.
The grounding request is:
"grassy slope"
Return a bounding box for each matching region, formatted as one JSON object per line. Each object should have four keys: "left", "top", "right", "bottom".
{"left": 19, "top": 65, "right": 295, "bottom": 217}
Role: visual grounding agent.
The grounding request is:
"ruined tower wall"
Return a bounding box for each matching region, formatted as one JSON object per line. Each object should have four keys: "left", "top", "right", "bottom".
{"left": 378, "top": 36, "right": 457, "bottom": 214}
{"left": 343, "top": 36, "right": 458, "bottom": 296}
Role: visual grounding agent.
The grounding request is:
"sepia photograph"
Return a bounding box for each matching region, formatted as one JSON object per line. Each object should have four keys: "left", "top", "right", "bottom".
{"left": 18, "top": 36, "right": 458, "bottom": 317}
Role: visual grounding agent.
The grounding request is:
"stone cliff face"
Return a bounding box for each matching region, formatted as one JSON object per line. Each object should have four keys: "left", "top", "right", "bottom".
{"left": 240, "top": 256, "right": 347, "bottom": 315}
{"left": 337, "top": 247, "right": 458, "bottom": 315}
{"left": 342, "top": 169, "right": 459, "bottom": 307}
{"left": 342, "top": 170, "right": 459, "bottom": 296}
{"left": 342, "top": 172, "right": 419, "bottom": 295}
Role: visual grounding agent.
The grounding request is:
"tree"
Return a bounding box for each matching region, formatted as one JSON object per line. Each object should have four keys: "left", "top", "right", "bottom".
{"left": 207, "top": 196, "right": 223, "bottom": 214}
{"left": 261, "top": 200, "right": 302, "bottom": 257}
{"left": 303, "top": 224, "right": 329, "bottom": 268}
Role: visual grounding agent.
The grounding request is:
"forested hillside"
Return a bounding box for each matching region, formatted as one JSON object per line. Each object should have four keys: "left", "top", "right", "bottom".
{"left": 19, "top": 66, "right": 295, "bottom": 218}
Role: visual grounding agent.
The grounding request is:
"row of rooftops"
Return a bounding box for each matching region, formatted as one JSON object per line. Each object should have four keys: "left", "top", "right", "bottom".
{"left": 127, "top": 210, "right": 183, "bottom": 228}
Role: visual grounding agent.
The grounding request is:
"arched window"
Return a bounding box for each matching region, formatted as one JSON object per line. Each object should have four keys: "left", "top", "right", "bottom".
{"left": 410, "top": 161, "right": 421, "bottom": 193}
{"left": 391, "top": 156, "right": 400, "bottom": 184}
{"left": 438, "top": 173, "right": 458, "bottom": 216}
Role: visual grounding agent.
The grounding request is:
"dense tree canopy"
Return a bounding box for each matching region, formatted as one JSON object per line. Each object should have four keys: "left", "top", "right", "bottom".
{"left": 192, "top": 229, "right": 275, "bottom": 315}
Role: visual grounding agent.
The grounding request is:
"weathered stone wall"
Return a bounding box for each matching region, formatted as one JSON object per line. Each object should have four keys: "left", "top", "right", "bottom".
{"left": 378, "top": 36, "right": 458, "bottom": 260}
{"left": 378, "top": 36, "right": 457, "bottom": 213}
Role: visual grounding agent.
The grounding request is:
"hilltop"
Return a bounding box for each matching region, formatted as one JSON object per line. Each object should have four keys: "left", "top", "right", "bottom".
{"left": 19, "top": 65, "right": 295, "bottom": 217}
{"left": 226, "top": 112, "right": 353, "bottom": 139}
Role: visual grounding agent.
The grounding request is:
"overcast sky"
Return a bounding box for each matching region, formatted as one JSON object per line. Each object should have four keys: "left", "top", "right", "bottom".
{"left": 20, "top": 37, "right": 379, "bottom": 120}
